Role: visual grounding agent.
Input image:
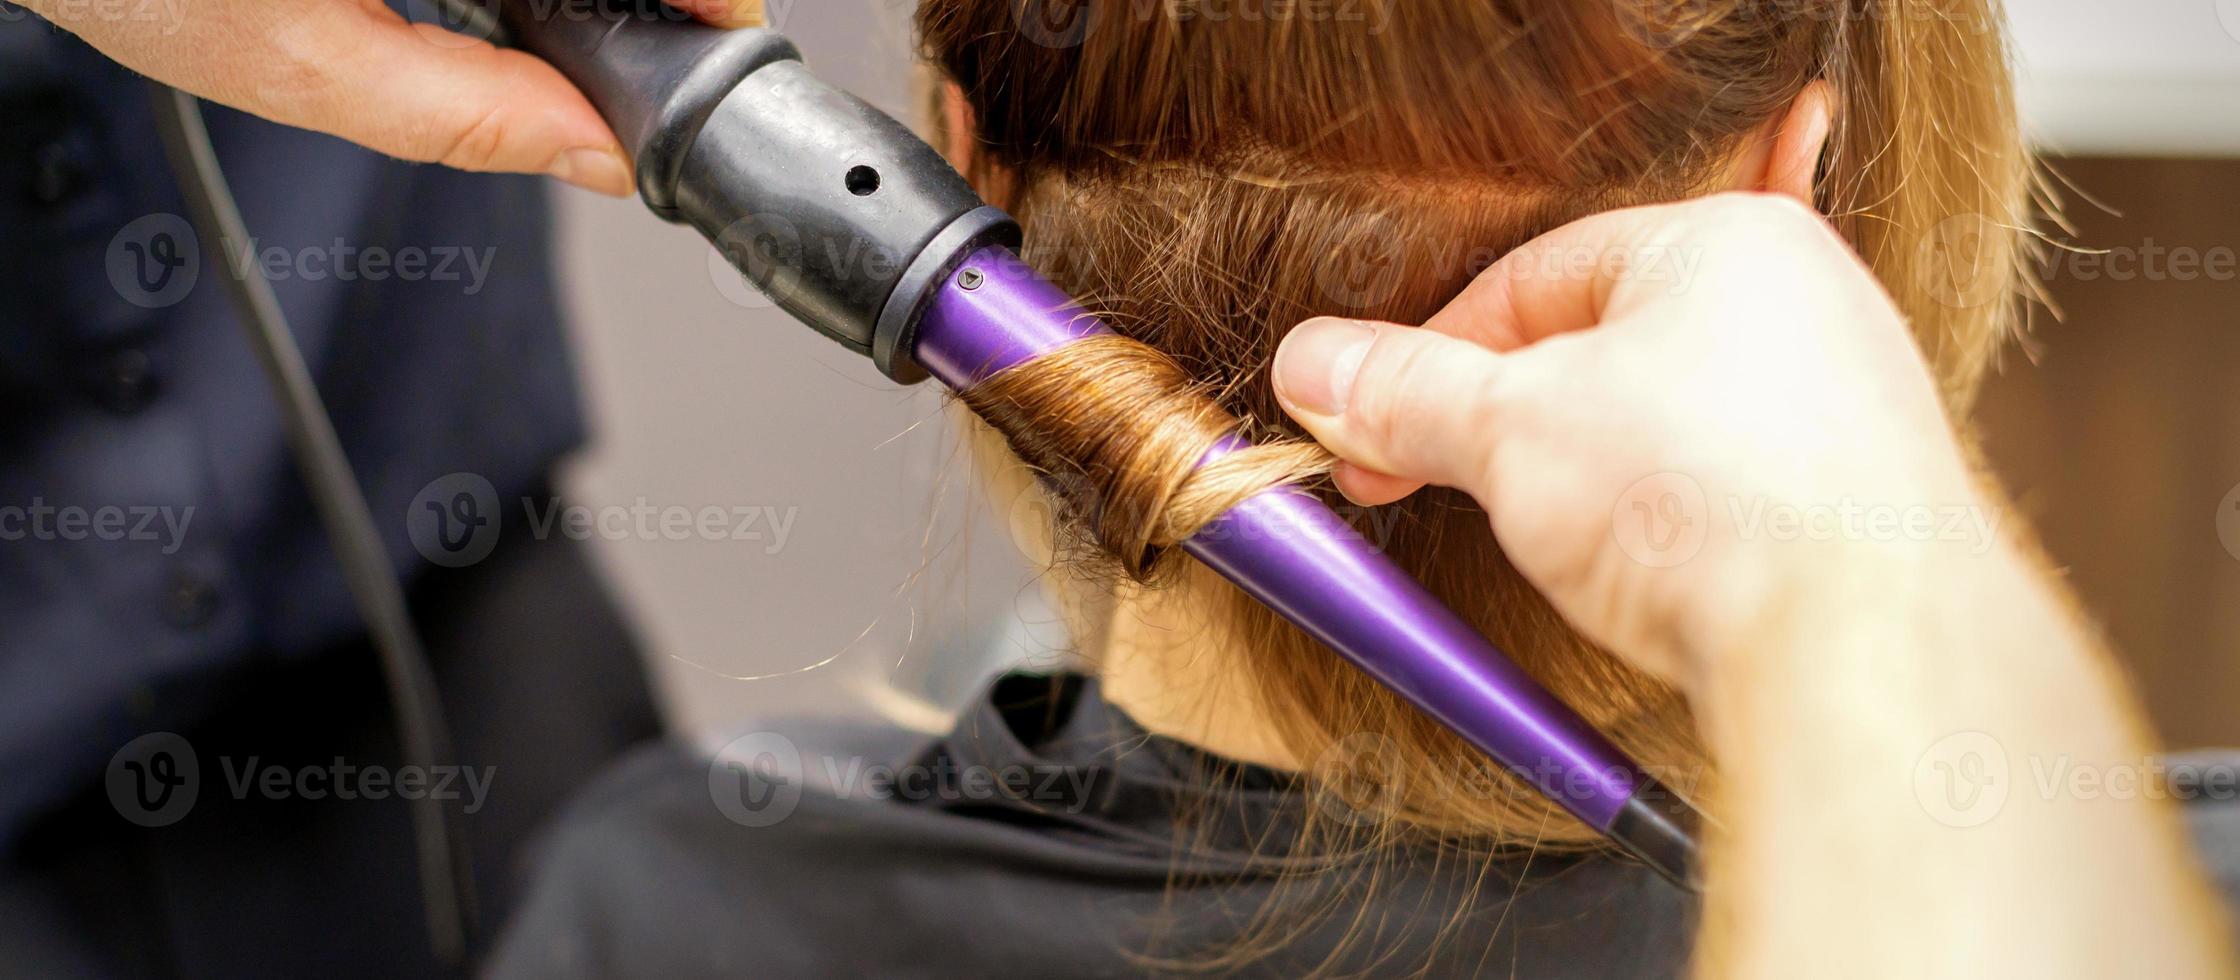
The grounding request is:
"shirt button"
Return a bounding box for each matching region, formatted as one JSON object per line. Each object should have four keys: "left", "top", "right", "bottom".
{"left": 162, "top": 569, "right": 221, "bottom": 629}
{"left": 26, "top": 140, "right": 86, "bottom": 206}
{"left": 101, "top": 348, "right": 156, "bottom": 414}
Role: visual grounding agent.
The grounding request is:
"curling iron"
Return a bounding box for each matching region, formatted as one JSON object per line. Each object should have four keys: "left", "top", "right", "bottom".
{"left": 452, "top": 0, "right": 1704, "bottom": 885}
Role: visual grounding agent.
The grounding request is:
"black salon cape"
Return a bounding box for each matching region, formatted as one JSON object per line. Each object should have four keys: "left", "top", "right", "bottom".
{"left": 488, "top": 673, "right": 2240, "bottom": 978}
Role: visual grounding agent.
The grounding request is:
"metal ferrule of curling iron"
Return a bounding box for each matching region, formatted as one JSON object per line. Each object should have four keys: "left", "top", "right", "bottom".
{"left": 480, "top": 0, "right": 1015, "bottom": 382}
{"left": 471, "top": 0, "right": 1705, "bottom": 888}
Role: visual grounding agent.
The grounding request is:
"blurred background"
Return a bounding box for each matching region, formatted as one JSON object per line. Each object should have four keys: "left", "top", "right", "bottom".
{"left": 551, "top": 0, "right": 2240, "bottom": 747}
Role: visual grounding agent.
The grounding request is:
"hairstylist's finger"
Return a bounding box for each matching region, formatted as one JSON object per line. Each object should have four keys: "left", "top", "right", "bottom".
{"left": 661, "top": 0, "right": 766, "bottom": 27}
{"left": 1330, "top": 462, "right": 1422, "bottom": 507}
{"left": 60, "top": 0, "right": 636, "bottom": 196}
{"left": 25, "top": 0, "right": 630, "bottom": 193}
{"left": 300, "top": 13, "right": 632, "bottom": 194}
{"left": 1419, "top": 193, "right": 1836, "bottom": 352}
{"left": 1416, "top": 200, "right": 1685, "bottom": 351}
{"left": 1272, "top": 317, "right": 1519, "bottom": 497}
{"left": 1302, "top": 204, "right": 1691, "bottom": 504}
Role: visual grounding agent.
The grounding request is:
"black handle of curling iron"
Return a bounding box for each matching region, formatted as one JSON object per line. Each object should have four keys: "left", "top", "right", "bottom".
{"left": 453, "top": 0, "right": 1018, "bottom": 380}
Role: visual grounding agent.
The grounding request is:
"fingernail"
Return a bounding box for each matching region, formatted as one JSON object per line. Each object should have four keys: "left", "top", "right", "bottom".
{"left": 1274, "top": 317, "right": 1376, "bottom": 416}
{"left": 1331, "top": 461, "right": 1370, "bottom": 507}
{"left": 716, "top": 0, "right": 766, "bottom": 28}
{"left": 549, "top": 146, "right": 632, "bottom": 197}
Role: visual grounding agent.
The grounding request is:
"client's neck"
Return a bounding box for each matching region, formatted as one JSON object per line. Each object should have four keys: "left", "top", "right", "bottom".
{"left": 1093, "top": 580, "right": 1302, "bottom": 772}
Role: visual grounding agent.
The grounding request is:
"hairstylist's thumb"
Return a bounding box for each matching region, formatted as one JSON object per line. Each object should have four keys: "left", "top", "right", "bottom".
{"left": 1272, "top": 317, "right": 1523, "bottom": 502}
{"left": 308, "top": 18, "right": 633, "bottom": 195}
{"left": 258, "top": 0, "right": 758, "bottom": 190}
{"left": 22, "top": 0, "right": 646, "bottom": 195}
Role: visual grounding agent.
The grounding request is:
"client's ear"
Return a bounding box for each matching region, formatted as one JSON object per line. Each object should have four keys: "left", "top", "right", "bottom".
{"left": 936, "top": 80, "right": 1021, "bottom": 209}
{"left": 936, "top": 79, "right": 978, "bottom": 173}
{"left": 1744, "top": 80, "right": 1835, "bottom": 203}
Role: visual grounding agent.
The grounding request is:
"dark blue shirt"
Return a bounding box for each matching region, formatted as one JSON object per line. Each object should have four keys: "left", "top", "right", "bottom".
{"left": 0, "top": 7, "right": 586, "bottom": 845}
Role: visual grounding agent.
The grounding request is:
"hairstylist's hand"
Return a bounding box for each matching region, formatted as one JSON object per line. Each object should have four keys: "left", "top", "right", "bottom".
{"left": 22, "top": 0, "right": 764, "bottom": 196}
{"left": 1271, "top": 193, "right": 1982, "bottom": 686}
{"left": 1280, "top": 192, "right": 2240, "bottom": 980}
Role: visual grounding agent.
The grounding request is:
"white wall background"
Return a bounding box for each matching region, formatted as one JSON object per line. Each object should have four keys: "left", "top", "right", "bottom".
{"left": 552, "top": 0, "right": 1054, "bottom": 738}
{"left": 2008, "top": 0, "right": 2240, "bottom": 155}
{"left": 555, "top": 0, "right": 2240, "bottom": 739}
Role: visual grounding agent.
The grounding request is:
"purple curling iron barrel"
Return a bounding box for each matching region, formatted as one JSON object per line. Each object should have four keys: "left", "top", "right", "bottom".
{"left": 468, "top": 0, "right": 1702, "bottom": 886}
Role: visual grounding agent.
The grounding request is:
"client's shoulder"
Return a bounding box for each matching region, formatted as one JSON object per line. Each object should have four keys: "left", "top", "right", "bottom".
{"left": 484, "top": 720, "right": 1157, "bottom": 979}
{"left": 504, "top": 717, "right": 984, "bottom": 880}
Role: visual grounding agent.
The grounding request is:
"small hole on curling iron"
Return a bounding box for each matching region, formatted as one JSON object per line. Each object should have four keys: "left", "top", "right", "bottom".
{"left": 845, "top": 165, "right": 881, "bottom": 196}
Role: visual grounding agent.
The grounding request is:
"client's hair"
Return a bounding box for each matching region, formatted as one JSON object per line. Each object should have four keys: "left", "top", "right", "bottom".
{"left": 920, "top": 0, "right": 2029, "bottom": 963}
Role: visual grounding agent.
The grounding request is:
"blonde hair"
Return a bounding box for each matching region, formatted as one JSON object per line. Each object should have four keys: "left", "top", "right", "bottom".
{"left": 920, "top": 0, "right": 2030, "bottom": 966}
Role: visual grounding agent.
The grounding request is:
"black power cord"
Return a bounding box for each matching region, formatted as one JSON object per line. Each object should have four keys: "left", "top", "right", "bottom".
{"left": 145, "top": 84, "right": 477, "bottom": 968}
